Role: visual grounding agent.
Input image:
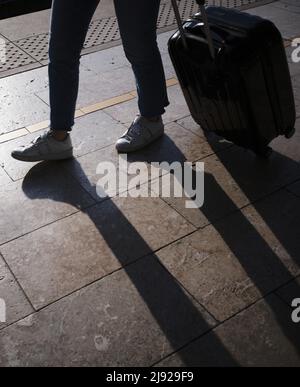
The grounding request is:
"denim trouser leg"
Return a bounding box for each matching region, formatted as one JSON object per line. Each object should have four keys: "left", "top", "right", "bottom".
{"left": 49, "top": 0, "right": 100, "bottom": 131}
{"left": 49, "top": 0, "right": 169, "bottom": 131}
{"left": 114, "top": 0, "right": 169, "bottom": 117}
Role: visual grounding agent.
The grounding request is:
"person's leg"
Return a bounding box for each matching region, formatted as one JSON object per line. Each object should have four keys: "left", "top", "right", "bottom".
{"left": 49, "top": 0, "right": 100, "bottom": 134}
{"left": 11, "top": 0, "right": 100, "bottom": 162}
{"left": 114, "top": 0, "right": 169, "bottom": 152}
{"left": 114, "top": 0, "right": 169, "bottom": 118}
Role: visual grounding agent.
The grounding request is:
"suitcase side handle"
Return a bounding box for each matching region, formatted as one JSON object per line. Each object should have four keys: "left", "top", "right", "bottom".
{"left": 171, "top": 0, "right": 216, "bottom": 59}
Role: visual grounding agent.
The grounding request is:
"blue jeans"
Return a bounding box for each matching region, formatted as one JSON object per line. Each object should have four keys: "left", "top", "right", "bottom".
{"left": 49, "top": 0, "right": 170, "bottom": 131}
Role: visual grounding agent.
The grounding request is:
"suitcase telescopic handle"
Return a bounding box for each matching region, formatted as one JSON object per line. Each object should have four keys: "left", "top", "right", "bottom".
{"left": 171, "top": 0, "right": 215, "bottom": 59}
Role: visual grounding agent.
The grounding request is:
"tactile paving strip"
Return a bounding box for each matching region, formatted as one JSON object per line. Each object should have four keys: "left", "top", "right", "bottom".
{"left": 16, "top": 33, "right": 49, "bottom": 63}
{"left": 1, "top": 0, "right": 274, "bottom": 75}
{"left": 0, "top": 41, "right": 36, "bottom": 72}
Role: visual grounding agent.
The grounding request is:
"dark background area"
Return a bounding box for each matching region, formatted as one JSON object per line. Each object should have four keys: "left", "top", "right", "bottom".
{"left": 0, "top": 0, "right": 52, "bottom": 20}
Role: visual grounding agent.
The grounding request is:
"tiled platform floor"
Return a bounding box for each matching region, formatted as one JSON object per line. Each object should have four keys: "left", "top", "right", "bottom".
{"left": 0, "top": 1, "right": 300, "bottom": 366}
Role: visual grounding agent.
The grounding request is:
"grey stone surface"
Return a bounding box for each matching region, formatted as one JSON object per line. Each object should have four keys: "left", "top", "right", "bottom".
{"left": 0, "top": 162, "right": 95, "bottom": 245}
{"left": 0, "top": 0, "right": 299, "bottom": 366}
{"left": 160, "top": 52, "right": 176, "bottom": 79}
{"left": 63, "top": 145, "right": 127, "bottom": 202}
{"left": 157, "top": 189, "right": 300, "bottom": 321}
{"left": 0, "top": 0, "right": 115, "bottom": 42}
{"left": 157, "top": 295, "right": 300, "bottom": 367}
{"left": 0, "top": 94, "right": 49, "bottom": 135}
{"left": 271, "top": 118, "right": 300, "bottom": 162}
{"left": 0, "top": 10, "right": 51, "bottom": 41}
{"left": 176, "top": 115, "right": 233, "bottom": 151}
{"left": 0, "top": 110, "right": 126, "bottom": 181}
{"left": 71, "top": 110, "right": 127, "bottom": 157}
{"left": 200, "top": 142, "right": 300, "bottom": 206}
{"left": 0, "top": 131, "right": 46, "bottom": 181}
{"left": 292, "top": 76, "right": 300, "bottom": 118}
{"left": 0, "top": 66, "right": 49, "bottom": 96}
{"left": 104, "top": 84, "right": 190, "bottom": 125}
{"left": 0, "top": 188, "right": 195, "bottom": 308}
{"left": 276, "top": 276, "right": 300, "bottom": 306}
{"left": 286, "top": 179, "right": 300, "bottom": 197}
{"left": 153, "top": 152, "right": 248, "bottom": 228}
{"left": 80, "top": 45, "right": 129, "bottom": 74}
{"left": 0, "top": 255, "right": 34, "bottom": 330}
{"left": 158, "top": 30, "right": 176, "bottom": 56}
{"left": 271, "top": 0, "right": 300, "bottom": 15}
{"left": 0, "top": 255, "right": 216, "bottom": 367}
{"left": 247, "top": 3, "right": 300, "bottom": 39}
{"left": 0, "top": 54, "right": 48, "bottom": 117}
{"left": 36, "top": 65, "right": 136, "bottom": 110}
{"left": 63, "top": 121, "right": 213, "bottom": 202}
{"left": 0, "top": 166, "right": 10, "bottom": 185}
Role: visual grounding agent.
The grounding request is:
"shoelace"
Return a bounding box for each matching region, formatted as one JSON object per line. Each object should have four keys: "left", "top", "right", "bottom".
{"left": 31, "top": 131, "right": 50, "bottom": 145}
{"left": 125, "top": 122, "right": 142, "bottom": 140}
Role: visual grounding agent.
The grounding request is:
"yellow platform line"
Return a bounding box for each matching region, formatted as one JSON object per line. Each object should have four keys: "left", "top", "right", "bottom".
{"left": 0, "top": 77, "right": 179, "bottom": 145}
{"left": 0, "top": 128, "right": 29, "bottom": 143}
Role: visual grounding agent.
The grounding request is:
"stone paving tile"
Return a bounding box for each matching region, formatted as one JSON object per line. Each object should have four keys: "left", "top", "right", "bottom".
{"left": 276, "top": 276, "right": 300, "bottom": 307}
{"left": 80, "top": 45, "right": 129, "bottom": 74}
{"left": 161, "top": 52, "right": 176, "bottom": 79}
{"left": 0, "top": 93, "right": 49, "bottom": 135}
{"left": 271, "top": 0, "right": 300, "bottom": 15}
{"left": 132, "top": 121, "right": 213, "bottom": 165}
{"left": 176, "top": 115, "right": 233, "bottom": 151}
{"left": 0, "top": 166, "right": 10, "bottom": 185}
{"left": 0, "top": 131, "right": 46, "bottom": 181}
{"left": 0, "top": 66, "right": 49, "bottom": 98}
{"left": 63, "top": 145, "right": 127, "bottom": 202}
{"left": 71, "top": 110, "right": 127, "bottom": 157}
{"left": 0, "top": 256, "right": 34, "bottom": 330}
{"left": 0, "top": 62, "right": 49, "bottom": 136}
{"left": 0, "top": 255, "right": 216, "bottom": 367}
{"left": 271, "top": 117, "right": 300, "bottom": 161}
{"left": 0, "top": 10, "right": 51, "bottom": 41}
{"left": 37, "top": 65, "right": 137, "bottom": 110}
{"left": 104, "top": 84, "right": 190, "bottom": 125}
{"left": 156, "top": 295, "right": 300, "bottom": 367}
{"left": 247, "top": 4, "right": 300, "bottom": 39}
{"left": 286, "top": 179, "right": 300, "bottom": 197}
{"left": 0, "top": 162, "right": 95, "bottom": 245}
{"left": 79, "top": 66, "right": 136, "bottom": 110}
{"left": 156, "top": 189, "right": 300, "bottom": 321}
{"left": 64, "top": 121, "right": 214, "bottom": 201}
{"left": 157, "top": 30, "right": 175, "bottom": 56}
{"left": 291, "top": 76, "right": 300, "bottom": 117}
{"left": 0, "top": 187, "right": 195, "bottom": 309}
{"left": 0, "top": 0, "right": 113, "bottom": 42}
{"left": 155, "top": 136, "right": 300, "bottom": 228}
{"left": 153, "top": 154, "right": 248, "bottom": 229}
{"left": 92, "top": 0, "right": 115, "bottom": 19}
{"left": 207, "top": 141, "right": 299, "bottom": 199}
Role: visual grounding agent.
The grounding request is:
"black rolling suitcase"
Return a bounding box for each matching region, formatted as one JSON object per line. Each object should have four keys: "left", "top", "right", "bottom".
{"left": 169, "top": 0, "right": 296, "bottom": 157}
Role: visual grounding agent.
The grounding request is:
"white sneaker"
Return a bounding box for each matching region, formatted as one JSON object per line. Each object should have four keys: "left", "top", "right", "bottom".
{"left": 11, "top": 130, "right": 73, "bottom": 162}
{"left": 116, "top": 115, "right": 164, "bottom": 153}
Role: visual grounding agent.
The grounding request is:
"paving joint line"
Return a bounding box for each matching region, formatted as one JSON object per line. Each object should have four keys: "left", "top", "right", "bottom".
{"left": 0, "top": 78, "right": 179, "bottom": 145}
{"left": 0, "top": 251, "right": 36, "bottom": 313}
{"left": 273, "top": 274, "right": 300, "bottom": 309}
{"left": 152, "top": 269, "right": 300, "bottom": 366}
{"left": 154, "top": 255, "right": 220, "bottom": 323}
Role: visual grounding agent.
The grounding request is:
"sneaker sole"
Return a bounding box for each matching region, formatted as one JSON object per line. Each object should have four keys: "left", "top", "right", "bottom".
{"left": 116, "top": 131, "right": 164, "bottom": 154}
{"left": 11, "top": 149, "right": 74, "bottom": 162}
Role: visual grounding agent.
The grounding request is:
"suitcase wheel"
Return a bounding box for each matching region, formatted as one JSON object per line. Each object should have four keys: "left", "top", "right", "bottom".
{"left": 285, "top": 127, "right": 296, "bottom": 139}
{"left": 255, "top": 146, "right": 273, "bottom": 159}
